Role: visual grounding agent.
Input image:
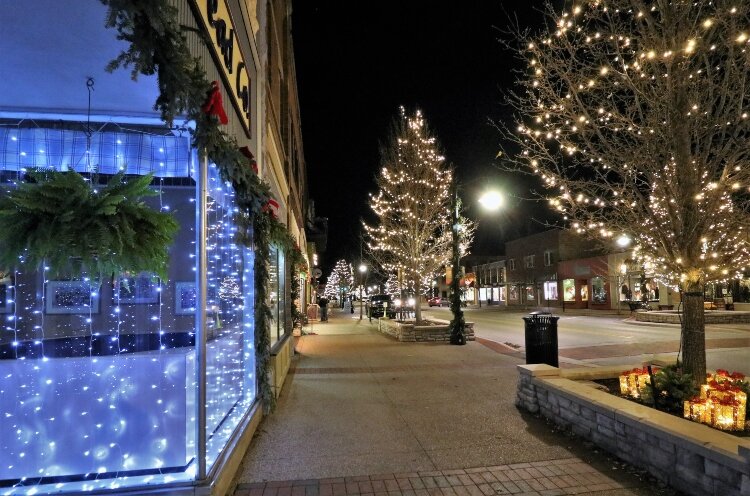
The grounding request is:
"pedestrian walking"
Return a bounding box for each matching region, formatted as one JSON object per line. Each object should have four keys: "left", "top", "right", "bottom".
{"left": 350, "top": 295, "right": 355, "bottom": 314}
{"left": 318, "top": 296, "right": 329, "bottom": 322}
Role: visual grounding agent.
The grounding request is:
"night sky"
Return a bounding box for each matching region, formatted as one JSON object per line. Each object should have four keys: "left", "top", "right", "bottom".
{"left": 291, "top": 2, "right": 562, "bottom": 274}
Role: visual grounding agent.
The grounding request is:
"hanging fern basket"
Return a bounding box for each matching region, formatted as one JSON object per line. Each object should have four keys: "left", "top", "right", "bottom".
{"left": 0, "top": 169, "right": 179, "bottom": 279}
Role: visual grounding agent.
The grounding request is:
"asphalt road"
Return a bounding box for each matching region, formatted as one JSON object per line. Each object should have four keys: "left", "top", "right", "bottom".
{"left": 422, "top": 306, "right": 750, "bottom": 375}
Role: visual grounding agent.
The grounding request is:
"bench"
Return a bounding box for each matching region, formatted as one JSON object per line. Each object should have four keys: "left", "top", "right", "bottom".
{"left": 627, "top": 301, "right": 651, "bottom": 313}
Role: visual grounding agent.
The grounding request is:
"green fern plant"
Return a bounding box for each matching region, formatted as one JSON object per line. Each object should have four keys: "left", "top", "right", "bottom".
{"left": 0, "top": 169, "right": 179, "bottom": 279}
{"left": 641, "top": 364, "right": 699, "bottom": 413}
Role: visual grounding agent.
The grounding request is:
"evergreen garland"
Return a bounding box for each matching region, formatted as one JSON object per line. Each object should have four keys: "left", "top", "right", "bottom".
{"left": 287, "top": 244, "right": 307, "bottom": 328}
{"left": 0, "top": 169, "right": 178, "bottom": 279}
{"left": 100, "top": 0, "right": 300, "bottom": 413}
{"left": 252, "top": 212, "right": 275, "bottom": 413}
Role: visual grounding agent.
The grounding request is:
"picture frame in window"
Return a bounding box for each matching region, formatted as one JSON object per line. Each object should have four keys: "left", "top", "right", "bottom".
{"left": 114, "top": 272, "right": 160, "bottom": 305}
{"left": 45, "top": 280, "right": 100, "bottom": 315}
{"left": 175, "top": 281, "right": 197, "bottom": 315}
{"left": 0, "top": 273, "right": 13, "bottom": 314}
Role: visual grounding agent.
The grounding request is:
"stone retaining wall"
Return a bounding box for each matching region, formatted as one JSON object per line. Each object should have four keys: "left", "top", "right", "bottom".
{"left": 377, "top": 318, "right": 475, "bottom": 342}
{"left": 516, "top": 364, "right": 750, "bottom": 496}
{"left": 635, "top": 310, "right": 750, "bottom": 324}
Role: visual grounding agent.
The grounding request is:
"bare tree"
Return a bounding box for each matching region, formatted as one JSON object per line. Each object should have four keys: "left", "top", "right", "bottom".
{"left": 365, "top": 108, "right": 475, "bottom": 324}
{"left": 501, "top": 1, "right": 750, "bottom": 381}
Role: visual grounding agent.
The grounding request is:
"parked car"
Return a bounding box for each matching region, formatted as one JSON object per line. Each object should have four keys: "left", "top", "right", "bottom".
{"left": 427, "top": 296, "right": 448, "bottom": 307}
{"left": 367, "top": 294, "right": 396, "bottom": 318}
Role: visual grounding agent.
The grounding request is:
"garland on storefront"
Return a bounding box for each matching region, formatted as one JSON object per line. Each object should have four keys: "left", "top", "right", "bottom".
{"left": 101, "top": 0, "right": 296, "bottom": 413}
{"left": 288, "top": 245, "right": 308, "bottom": 329}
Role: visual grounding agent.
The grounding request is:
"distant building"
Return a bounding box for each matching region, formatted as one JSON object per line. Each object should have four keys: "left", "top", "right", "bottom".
{"left": 504, "top": 229, "right": 601, "bottom": 308}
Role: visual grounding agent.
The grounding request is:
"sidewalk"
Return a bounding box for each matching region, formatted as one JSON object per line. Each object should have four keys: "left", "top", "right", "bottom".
{"left": 234, "top": 308, "right": 678, "bottom": 496}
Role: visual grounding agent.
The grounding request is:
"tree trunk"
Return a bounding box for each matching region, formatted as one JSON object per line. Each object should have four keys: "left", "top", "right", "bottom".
{"left": 414, "top": 279, "right": 422, "bottom": 324}
{"left": 681, "top": 284, "right": 706, "bottom": 385}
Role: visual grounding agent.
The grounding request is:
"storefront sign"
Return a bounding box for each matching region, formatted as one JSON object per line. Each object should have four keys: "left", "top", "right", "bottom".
{"left": 191, "top": 0, "right": 253, "bottom": 138}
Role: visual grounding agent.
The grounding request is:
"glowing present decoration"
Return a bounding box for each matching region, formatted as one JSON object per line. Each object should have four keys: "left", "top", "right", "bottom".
{"left": 683, "top": 398, "right": 710, "bottom": 424}
{"left": 618, "top": 367, "right": 655, "bottom": 399}
{"left": 684, "top": 369, "right": 747, "bottom": 431}
{"left": 711, "top": 398, "right": 744, "bottom": 431}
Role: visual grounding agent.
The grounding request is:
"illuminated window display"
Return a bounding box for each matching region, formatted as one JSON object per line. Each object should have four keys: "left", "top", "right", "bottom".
{"left": 563, "top": 279, "right": 576, "bottom": 301}
{"left": 0, "top": 127, "right": 256, "bottom": 492}
{"left": 543, "top": 281, "right": 558, "bottom": 300}
{"left": 268, "top": 247, "right": 287, "bottom": 347}
{"left": 591, "top": 276, "right": 607, "bottom": 304}
{"left": 525, "top": 285, "right": 535, "bottom": 301}
{"left": 509, "top": 285, "right": 519, "bottom": 301}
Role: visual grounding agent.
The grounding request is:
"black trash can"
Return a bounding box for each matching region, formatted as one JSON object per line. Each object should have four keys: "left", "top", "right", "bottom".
{"left": 522, "top": 311, "right": 560, "bottom": 367}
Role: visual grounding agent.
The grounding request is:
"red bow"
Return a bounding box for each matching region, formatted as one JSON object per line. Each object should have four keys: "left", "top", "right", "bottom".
{"left": 202, "top": 81, "right": 229, "bottom": 125}
{"left": 239, "top": 146, "right": 259, "bottom": 174}
{"left": 263, "top": 198, "right": 280, "bottom": 218}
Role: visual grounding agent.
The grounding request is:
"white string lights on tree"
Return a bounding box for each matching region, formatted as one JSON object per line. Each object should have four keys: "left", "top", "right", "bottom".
{"left": 501, "top": 0, "right": 750, "bottom": 382}
{"left": 505, "top": 1, "right": 750, "bottom": 288}
{"left": 364, "top": 108, "right": 475, "bottom": 322}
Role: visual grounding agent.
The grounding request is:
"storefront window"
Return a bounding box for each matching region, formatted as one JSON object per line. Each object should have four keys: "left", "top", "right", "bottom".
{"left": 204, "top": 162, "right": 255, "bottom": 470}
{"left": 592, "top": 277, "right": 607, "bottom": 304}
{"left": 543, "top": 281, "right": 558, "bottom": 300}
{"left": 563, "top": 279, "right": 575, "bottom": 301}
{"left": 509, "top": 285, "right": 519, "bottom": 301}
{"left": 479, "top": 287, "right": 489, "bottom": 301}
{"left": 0, "top": 127, "right": 260, "bottom": 491}
{"left": 525, "top": 285, "right": 535, "bottom": 302}
{"left": 0, "top": 127, "right": 199, "bottom": 491}
{"left": 268, "top": 246, "right": 286, "bottom": 347}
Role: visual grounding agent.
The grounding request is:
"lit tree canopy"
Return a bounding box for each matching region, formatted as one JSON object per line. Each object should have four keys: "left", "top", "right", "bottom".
{"left": 333, "top": 259, "right": 353, "bottom": 295}
{"left": 323, "top": 259, "right": 353, "bottom": 300}
{"left": 505, "top": 0, "right": 750, "bottom": 286}
{"left": 323, "top": 268, "right": 340, "bottom": 300}
{"left": 365, "top": 107, "right": 475, "bottom": 323}
{"left": 502, "top": 0, "right": 750, "bottom": 381}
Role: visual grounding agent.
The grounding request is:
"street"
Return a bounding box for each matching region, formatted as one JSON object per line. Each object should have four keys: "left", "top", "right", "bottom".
{"left": 423, "top": 306, "right": 750, "bottom": 375}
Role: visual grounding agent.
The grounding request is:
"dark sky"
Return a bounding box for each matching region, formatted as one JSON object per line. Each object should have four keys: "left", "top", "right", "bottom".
{"left": 291, "top": 2, "right": 560, "bottom": 274}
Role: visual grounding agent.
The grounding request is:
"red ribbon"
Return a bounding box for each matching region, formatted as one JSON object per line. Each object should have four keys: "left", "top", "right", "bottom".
{"left": 201, "top": 81, "right": 229, "bottom": 125}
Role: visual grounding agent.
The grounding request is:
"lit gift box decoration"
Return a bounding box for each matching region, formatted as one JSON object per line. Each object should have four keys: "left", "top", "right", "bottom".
{"left": 684, "top": 369, "right": 747, "bottom": 431}
{"left": 619, "top": 367, "right": 656, "bottom": 399}
{"left": 683, "top": 397, "right": 710, "bottom": 423}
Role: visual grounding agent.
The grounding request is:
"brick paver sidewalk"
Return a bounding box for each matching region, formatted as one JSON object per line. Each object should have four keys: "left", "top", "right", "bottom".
{"left": 236, "top": 458, "right": 629, "bottom": 496}
{"left": 234, "top": 309, "right": 678, "bottom": 496}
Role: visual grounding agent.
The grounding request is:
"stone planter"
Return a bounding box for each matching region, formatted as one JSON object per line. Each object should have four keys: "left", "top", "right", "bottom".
{"left": 635, "top": 310, "right": 750, "bottom": 324}
{"left": 376, "top": 318, "right": 475, "bottom": 342}
{"left": 516, "top": 364, "right": 750, "bottom": 496}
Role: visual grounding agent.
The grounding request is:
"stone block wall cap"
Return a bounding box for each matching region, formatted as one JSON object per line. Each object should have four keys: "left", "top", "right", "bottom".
{"left": 737, "top": 443, "right": 750, "bottom": 463}
{"left": 518, "top": 364, "right": 560, "bottom": 377}
{"left": 561, "top": 364, "right": 642, "bottom": 381}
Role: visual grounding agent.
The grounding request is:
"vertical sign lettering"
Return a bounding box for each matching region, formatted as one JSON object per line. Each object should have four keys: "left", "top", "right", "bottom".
{"left": 193, "top": 0, "right": 253, "bottom": 138}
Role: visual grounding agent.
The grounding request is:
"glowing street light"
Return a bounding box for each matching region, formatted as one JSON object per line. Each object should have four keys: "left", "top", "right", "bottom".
{"left": 478, "top": 190, "right": 503, "bottom": 211}
{"left": 616, "top": 234, "right": 631, "bottom": 247}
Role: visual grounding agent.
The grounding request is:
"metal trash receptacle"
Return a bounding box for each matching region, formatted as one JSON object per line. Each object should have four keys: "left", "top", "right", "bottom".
{"left": 522, "top": 312, "right": 560, "bottom": 367}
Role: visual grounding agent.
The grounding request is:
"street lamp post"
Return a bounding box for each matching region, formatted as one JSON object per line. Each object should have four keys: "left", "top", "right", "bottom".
{"left": 615, "top": 234, "right": 631, "bottom": 315}
{"left": 359, "top": 263, "right": 367, "bottom": 320}
{"left": 449, "top": 180, "right": 502, "bottom": 345}
{"left": 449, "top": 179, "right": 465, "bottom": 345}
{"left": 616, "top": 262, "right": 627, "bottom": 315}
